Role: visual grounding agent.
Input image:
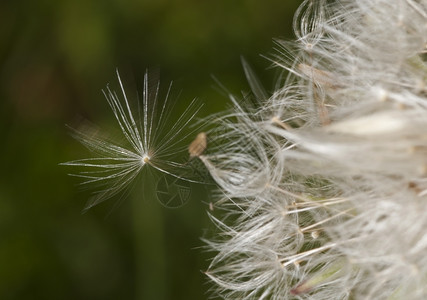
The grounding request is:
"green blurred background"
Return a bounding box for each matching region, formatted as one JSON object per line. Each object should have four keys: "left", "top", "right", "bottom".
{"left": 0, "top": 0, "right": 301, "bottom": 299}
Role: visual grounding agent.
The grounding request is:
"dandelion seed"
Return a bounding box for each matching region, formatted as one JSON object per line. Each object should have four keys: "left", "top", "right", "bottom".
{"left": 62, "top": 70, "right": 202, "bottom": 210}
{"left": 188, "top": 132, "right": 207, "bottom": 158}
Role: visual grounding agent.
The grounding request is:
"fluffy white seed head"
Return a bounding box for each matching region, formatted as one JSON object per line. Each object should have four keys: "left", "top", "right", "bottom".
{"left": 203, "top": 0, "right": 427, "bottom": 299}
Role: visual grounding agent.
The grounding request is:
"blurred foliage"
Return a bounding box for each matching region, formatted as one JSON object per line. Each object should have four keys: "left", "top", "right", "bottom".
{"left": 0, "top": 0, "right": 301, "bottom": 299}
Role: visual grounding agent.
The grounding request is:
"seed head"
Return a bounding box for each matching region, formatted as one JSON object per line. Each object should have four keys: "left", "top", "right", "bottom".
{"left": 203, "top": 0, "right": 427, "bottom": 299}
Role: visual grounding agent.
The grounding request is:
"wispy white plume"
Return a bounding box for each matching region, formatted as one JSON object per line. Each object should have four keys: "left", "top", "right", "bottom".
{"left": 203, "top": 0, "right": 427, "bottom": 299}
{"left": 62, "top": 71, "right": 201, "bottom": 210}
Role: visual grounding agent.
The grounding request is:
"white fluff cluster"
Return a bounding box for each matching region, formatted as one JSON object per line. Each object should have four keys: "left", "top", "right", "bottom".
{"left": 202, "top": 0, "right": 427, "bottom": 299}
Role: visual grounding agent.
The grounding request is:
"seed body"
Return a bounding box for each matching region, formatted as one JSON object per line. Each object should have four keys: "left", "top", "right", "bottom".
{"left": 189, "top": 132, "right": 207, "bottom": 157}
